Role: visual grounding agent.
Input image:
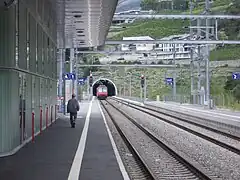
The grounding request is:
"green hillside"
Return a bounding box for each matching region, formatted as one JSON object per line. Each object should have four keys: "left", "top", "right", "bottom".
{"left": 111, "top": 67, "right": 240, "bottom": 110}
{"left": 102, "top": 0, "right": 240, "bottom": 109}
{"left": 110, "top": 19, "right": 188, "bottom": 40}
{"left": 108, "top": 0, "right": 240, "bottom": 61}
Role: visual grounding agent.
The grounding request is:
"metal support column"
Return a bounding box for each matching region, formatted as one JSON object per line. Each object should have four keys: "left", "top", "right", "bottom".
{"left": 190, "top": 0, "right": 195, "bottom": 104}
{"left": 58, "top": 49, "right": 63, "bottom": 99}
{"left": 172, "top": 44, "right": 176, "bottom": 101}
{"left": 123, "top": 67, "right": 126, "bottom": 97}
{"left": 123, "top": 77, "right": 126, "bottom": 96}
{"left": 74, "top": 68, "right": 78, "bottom": 101}
{"left": 129, "top": 75, "right": 132, "bottom": 97}
{"left": 197, "top": 18, "right": 201, "bottom": 35}
{"left": 205, "top": 0, "right": 211, "bottom": 108}
{"left": 87, "top": 76, "right": 90, "bottom": 101}
{"left": 215, "top": 19, "right": 218, "bottom": 40}
{"left": 197, "top": 46, "right": 201, "bottom": 104}
{"left": 74, "top": 49, "right": 78, "bottom": 100}
{"left": 70, "top": 48, "right": 74, "bottom": 94}
{"left": 62, "top": 49, "right": 66, "bottom": 115}
{"left": 144, "top": 76, "right": 147, "bottom": 102}
{"left": 197, "top": 16, "right": 201, "bottom": 105}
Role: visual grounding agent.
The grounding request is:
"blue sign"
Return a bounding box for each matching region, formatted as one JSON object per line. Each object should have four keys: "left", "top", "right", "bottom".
{"left": 63, "top": 73, "right": 76, "bottom": 80}
{"left": 165, "top": 78, "right": 173, "bottom": 85}
{"left": 232, "top": 72, "right": 240, "bottom": 80}
{"left": 78, "top": 77, "right": 87, "bottom": 85}
{"left": 79, "top": 81, "right": 85, "bottom": 85}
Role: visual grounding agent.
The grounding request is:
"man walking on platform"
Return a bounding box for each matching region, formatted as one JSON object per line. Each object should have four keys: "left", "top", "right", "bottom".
{"left": 67, "top": 94, "right": 80, "bottom": 128}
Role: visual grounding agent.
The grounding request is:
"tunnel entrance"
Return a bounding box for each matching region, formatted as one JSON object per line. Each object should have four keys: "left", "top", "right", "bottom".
{"left": 92, "top": 78, "right": 117, "bottom": 96}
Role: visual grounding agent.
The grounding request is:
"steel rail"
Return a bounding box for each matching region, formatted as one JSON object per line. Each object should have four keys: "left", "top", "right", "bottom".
{"left": 106, "top": 99, "right": 212, "bottom": 180}
{"left": 112, "top": 98, "right": 240, "bottom": 155}
{"left": 100, "top": 101, "right": 156, "bottom": 180}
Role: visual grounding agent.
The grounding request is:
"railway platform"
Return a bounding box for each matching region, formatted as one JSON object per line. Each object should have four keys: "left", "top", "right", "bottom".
{"left": 0, "top": 98, "right": 127, "bottom": 180}
{"left": 115, "top": 96, "right": 240, "bottom": 127}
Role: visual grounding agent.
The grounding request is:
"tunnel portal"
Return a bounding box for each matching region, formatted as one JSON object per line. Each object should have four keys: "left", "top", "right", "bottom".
{"left": 92, "top": 78, "right": 117, "bottom": 96}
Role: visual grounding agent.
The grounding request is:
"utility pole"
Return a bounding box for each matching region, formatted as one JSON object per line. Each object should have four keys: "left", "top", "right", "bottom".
{"left": 123, "top": 80, "right": 126, "bottom": 96}
{"left": 172, "top": 44, "right": 176, "bottom": 101}
{"left": 197, "top": 46, "right": 201, "bottom": 104}
{"left": 197, "top": 15, "right": 202, "bottom": 105}
{"left": 140, "top": 74, "right": 145, "bottom": 101}
{"left": 144, "top": 76, "right": 147, "bottom": 102}
{"left": 205, "top": 0, "right": 211, "bottom": 108}
{"left": 215, "top": 19, "right": 218, "bottom": 40}
{"left": 190, "top": 0, "right": 195, "bottom": 104}
{"left": 123, "top": 67, "right": 126, "bottom": 97}
{"left": 129, "top": 75, "right": 132, "bottom": 97}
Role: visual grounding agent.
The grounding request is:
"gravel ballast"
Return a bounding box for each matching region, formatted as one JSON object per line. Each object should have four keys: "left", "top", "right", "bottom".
{"left": 103, "top": 103, "right": 202, "bottom": 179}
{"left": 101, "top": 103, "right": 149, "bottom": 180}
{"left": 111, "top": 100, "right": 240, "bottom": 180}
{"left": 130, "top": 103, "right": 240, "bottom": 151}
{"left": 145, "top": 103, "right": 240, "bottom": 138}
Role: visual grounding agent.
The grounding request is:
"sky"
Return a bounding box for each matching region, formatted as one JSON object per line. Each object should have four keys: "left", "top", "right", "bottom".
{"left": 115, "top": 0, "right": 141, "bottom": 12}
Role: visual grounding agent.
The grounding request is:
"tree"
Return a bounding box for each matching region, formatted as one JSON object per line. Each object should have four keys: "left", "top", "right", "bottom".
{"left": 133, "top": 60, "right": 142, "bottom": 64}
{"left": 218, "top": 30, "right": 228, "bottom": 40}
{"left": 82, "top": 56, "right": 88, "bottom": 63}
{"left": 224, "top": 75, "right": 240, "bottom": 91}
{"left": 233, "top": 84, "right": 240, "bottom": 103}
{"left": 81, "top": 56, "right": 101, "bottom": 78}
{"left": 173, "top": 0, "right": 188, "bottom": 10}
{"left": 140, "top": 0, "right": 158, "bottom": 10}
{"left": 219, "top": 0, "right": 240, "bottom": 40}
{"left": 157, "top": 60, "right": 163, "bottom": 64}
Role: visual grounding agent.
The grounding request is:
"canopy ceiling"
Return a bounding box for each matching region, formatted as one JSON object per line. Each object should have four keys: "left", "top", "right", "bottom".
{"left": 57, "top": 0, "right": 119, "bottom": 49}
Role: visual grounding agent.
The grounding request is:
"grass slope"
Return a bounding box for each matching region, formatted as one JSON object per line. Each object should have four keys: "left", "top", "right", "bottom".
{"left": 109, "top": 19, "right": 188, "bottom": 40}
{"left": 114, "top": 67, "right": 240, "bottom": 110}
{"left": 109, "top": 0, "right": 240, "bottom": 61}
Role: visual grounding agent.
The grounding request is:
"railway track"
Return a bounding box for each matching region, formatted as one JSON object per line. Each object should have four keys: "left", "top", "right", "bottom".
{"left": 144, "top": 102, "right": 240, "bottom": 139}
{"left": 101, "top": 100, "right": 215, "bottom": 180}
{"left": 100, "top": 101, "right": 155, "bottom": 180}
{"left": 110, "top": 98, "right": 240, "bottom": 156}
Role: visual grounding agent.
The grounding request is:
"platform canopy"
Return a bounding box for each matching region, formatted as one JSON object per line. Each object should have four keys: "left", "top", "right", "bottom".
{"left": 56, "top": 0, "right": 119, "bottom": 48}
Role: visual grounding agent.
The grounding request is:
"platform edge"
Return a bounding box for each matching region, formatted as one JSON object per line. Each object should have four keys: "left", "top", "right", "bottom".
{"left": 97, "top": 100, "right": 130, "bottom": 180}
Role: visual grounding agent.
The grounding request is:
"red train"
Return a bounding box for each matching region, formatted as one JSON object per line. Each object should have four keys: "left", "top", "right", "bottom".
{"left": 96, "top": 85, "right": 108, "bottom": 100}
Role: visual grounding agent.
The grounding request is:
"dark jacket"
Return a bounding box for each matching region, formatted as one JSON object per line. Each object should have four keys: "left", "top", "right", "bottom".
{"left": 67, "top": 98, "right": 80, "bottom": 114}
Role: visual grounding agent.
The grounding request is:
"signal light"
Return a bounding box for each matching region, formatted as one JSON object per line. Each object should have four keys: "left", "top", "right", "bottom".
{"left": 140, "top": 74, "right": 145, "bottom": 88}
{"left": 89, "top": 73, "right": 93, "bottom": 87}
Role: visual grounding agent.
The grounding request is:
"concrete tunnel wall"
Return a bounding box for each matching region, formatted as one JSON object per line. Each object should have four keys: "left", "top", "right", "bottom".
{"left": 92, "top": 78, "right": 118, "bottom": 96}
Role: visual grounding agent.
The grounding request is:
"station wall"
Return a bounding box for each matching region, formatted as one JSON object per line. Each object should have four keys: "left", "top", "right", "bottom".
{"left": 0, "top": 0, "right": 57, "bottom": 156}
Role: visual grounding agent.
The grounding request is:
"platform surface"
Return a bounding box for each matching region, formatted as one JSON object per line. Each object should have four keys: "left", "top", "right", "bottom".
{"left": 0, "top": 99, "right": 125, "bottom": 180}
{"left": 79, "top": 100, "right": 124, "bottom": 180}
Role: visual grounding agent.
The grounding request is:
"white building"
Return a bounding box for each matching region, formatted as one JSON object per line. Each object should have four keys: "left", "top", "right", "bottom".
{"left": 121, "top": 36, "right": 155, "bottom": 51}
{"left": 154, "top": 34, "right": 192, "bottom": 60}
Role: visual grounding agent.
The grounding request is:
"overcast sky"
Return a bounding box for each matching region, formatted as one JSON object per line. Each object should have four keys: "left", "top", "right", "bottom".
{"left": 115, "top": 0, "right": 141, "bottom": 12}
